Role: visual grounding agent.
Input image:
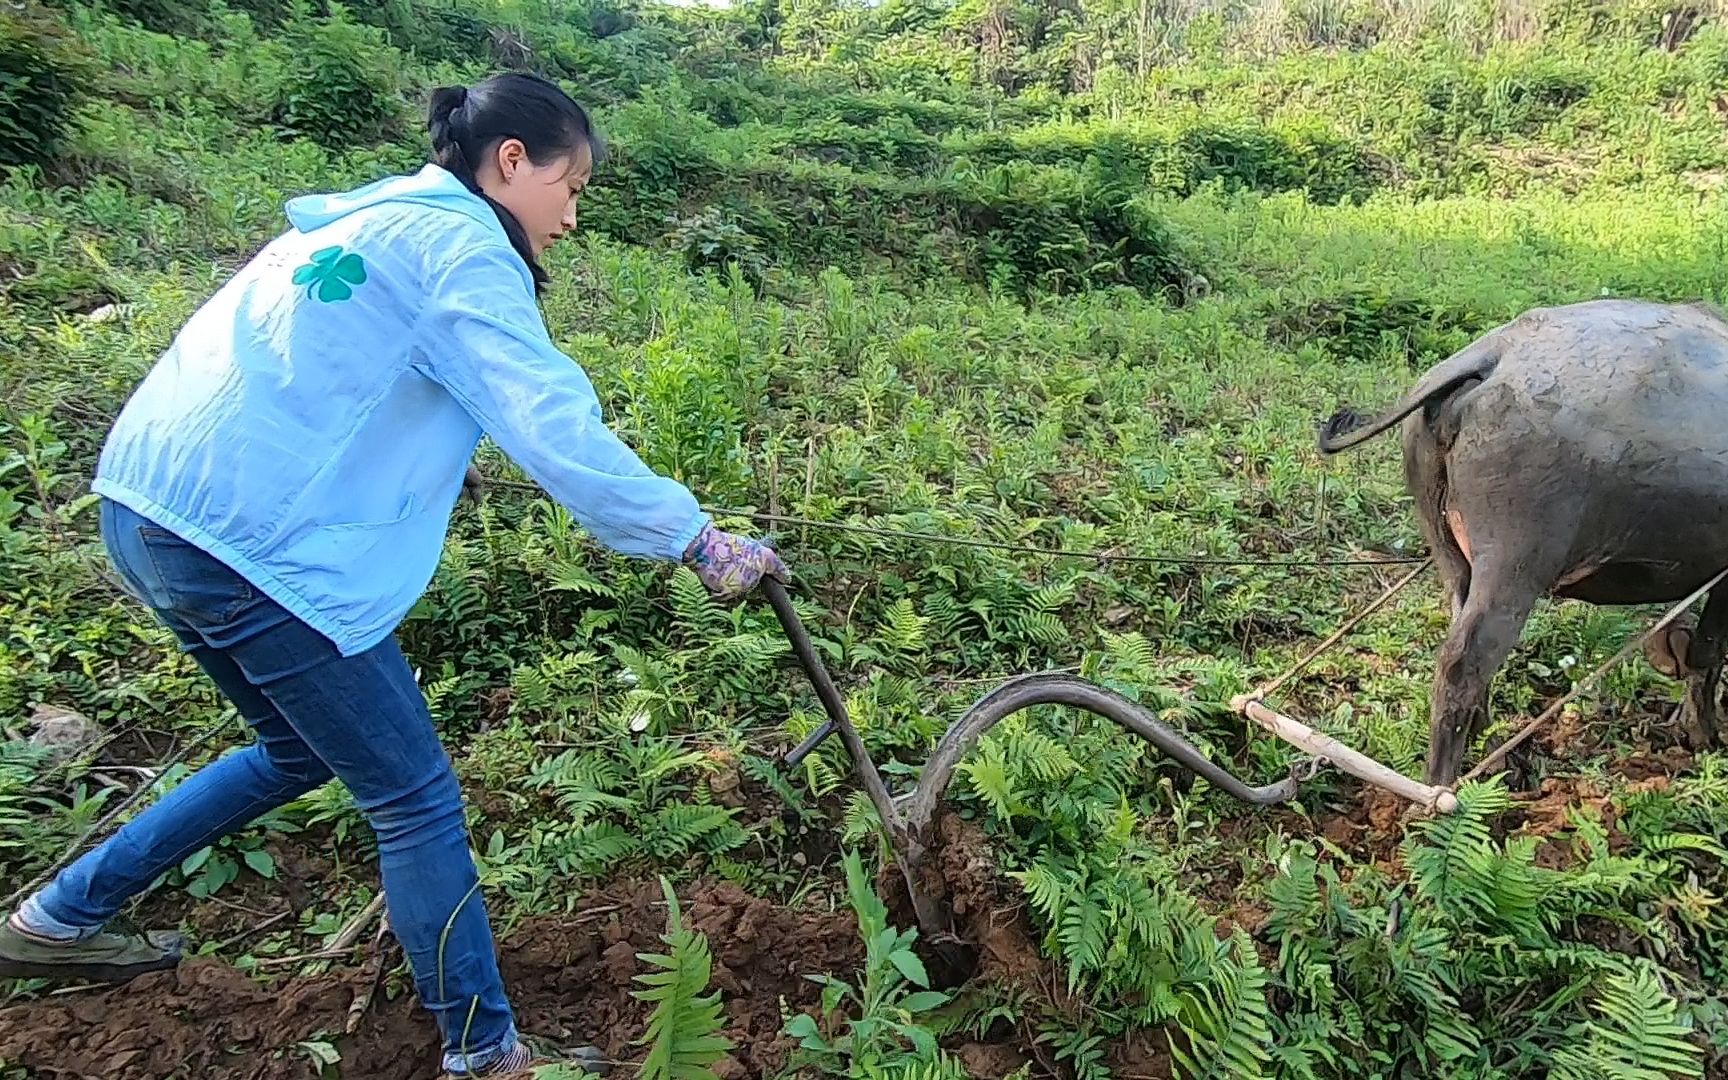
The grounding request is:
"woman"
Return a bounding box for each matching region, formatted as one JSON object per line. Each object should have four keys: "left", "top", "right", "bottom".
{"left": 0, "top": 73, "right": 786, "bottom": 1076}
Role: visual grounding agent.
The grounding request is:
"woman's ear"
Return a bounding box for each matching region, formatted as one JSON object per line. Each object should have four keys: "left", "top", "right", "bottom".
{"left": 494, "top": 138, "right": 529, "bottom": 183}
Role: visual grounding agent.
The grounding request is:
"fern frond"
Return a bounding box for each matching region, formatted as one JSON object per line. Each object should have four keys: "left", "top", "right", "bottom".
{"left": 633, "top": 877, "right": 735, "bottom": 1080}
{"left": 668, "top": 566, "right": 727, "bottom": 638}
{"left": 1170, "top": 931, "right": 1274, "bottom": 1080}
{"left": 646, "top": 804, "right": 745, "bottom": 859}
{"left": 876, "top": 597, "right": 930, "bottom": 657}
{"left": 1550, "top": 967, "right": 1703, "bottom": 1080}
{"left": 548, "top": 822, "right": 640, "bottom": 876}
{"left": 547, "top": 557, "right": 619, "bottom": 599}
{"left": 961, "top": 739, "right": 1019, "bottom": 821}
{"left": 1058, "top": 879, "right": 1109, "bottom": 991}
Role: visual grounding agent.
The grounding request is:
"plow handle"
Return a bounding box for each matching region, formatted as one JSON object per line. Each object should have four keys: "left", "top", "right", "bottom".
{"left": 760, "top": 580, "right": 900, "bottom": 839}
{"left": 760, "top": 578, "right": 842, "bottom": 766}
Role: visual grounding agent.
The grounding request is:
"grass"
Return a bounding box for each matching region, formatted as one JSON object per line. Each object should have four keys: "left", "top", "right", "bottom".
{"left": 4, "top": 0, "right": 1728, "bottom": 1076}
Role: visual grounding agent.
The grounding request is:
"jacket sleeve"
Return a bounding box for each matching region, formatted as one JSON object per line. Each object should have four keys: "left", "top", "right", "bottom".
{"left": 413, "top": 240, "right": 709, "bottom": 561}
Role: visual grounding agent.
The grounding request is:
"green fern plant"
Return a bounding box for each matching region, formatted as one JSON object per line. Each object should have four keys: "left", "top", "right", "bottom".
{"left": 1549, "top": 967, "right": 1703, "bottom": 1080}
{"left": 1405, "top": 778, "right": 1551, "bottom": 940}
{"left": 632, "top": 877, "right": 735, "bottom": 1080}
{"left": 1171, "top": 929, "right": 1275, "bottom": 1080}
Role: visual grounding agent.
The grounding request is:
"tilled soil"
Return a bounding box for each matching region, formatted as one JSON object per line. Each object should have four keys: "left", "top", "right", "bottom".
{"left": 0, "top": 878, "right": 863, "bottom": 1080}
{"left": 2, "top": 742, "right": 1697, "bottom": 1080}
{"left": 0, "top": 827, "right": 1081, "bottom": 1080}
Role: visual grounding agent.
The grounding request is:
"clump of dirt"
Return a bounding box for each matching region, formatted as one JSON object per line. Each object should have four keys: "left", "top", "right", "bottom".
{"left": 1611, "top": 744, "right": 1694, "bottom": 782}
{"left": 1108, "top": 1028, "right": 1177, "bottom": 1079}
{"left": 0, "top": 877, "right": 863, "bottom": 1080}
{"left": 956, "top": 1040, "right": 1032, "bottom": 1077}
{"left": 501, "top": 877, "right": 863, "bottom": 1076}
{"left": 1508, "top": 775, "right": 1612, "bottom": 839}
{"left": 1311, "top": 781, "right": 1412, "bottom": 875}
{"left": 882, "top": 811, "right": 1051, "bottom": 994}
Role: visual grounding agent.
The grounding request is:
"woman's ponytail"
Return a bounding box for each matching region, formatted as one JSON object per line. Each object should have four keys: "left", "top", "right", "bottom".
{"left": 428, "top": 85, "right": 474, "bottom": 185}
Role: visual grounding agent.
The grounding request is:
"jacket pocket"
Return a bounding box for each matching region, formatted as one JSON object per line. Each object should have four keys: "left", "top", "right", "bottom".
{"left": 317, "top": 493, "right": 417, "bottom": 533}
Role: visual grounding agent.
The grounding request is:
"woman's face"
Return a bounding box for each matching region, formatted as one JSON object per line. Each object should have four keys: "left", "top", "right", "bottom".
{"left": 482, "top": 137, "right": 594, "bottom": 258}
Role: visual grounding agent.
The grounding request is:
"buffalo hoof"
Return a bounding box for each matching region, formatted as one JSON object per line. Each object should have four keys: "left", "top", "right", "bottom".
{"left": 1644, "top": 618, "right": 1696, "bottom": 679}
{"left": 1669, "top": 697, "right": 1721, "bottom": 752}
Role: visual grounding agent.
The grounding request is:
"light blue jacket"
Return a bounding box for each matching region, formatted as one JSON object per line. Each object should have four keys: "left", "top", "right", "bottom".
{"left": 95, "top": 164, "right": 709, "bottom": 656}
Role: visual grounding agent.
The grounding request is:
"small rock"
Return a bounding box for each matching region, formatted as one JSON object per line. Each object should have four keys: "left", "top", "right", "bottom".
{"left": 602, "top": 939, "right": 637, "bottom": 984}
{"left": 569, "top": 1045, "right": 610, "bottom": 1076}
{"left": 711, "top": 1054, "right": 747, "bottom": 1080}
{"left": 28, "top": 704, "right": 100, "bottom": 761}
{"left": 82, "top": 303, "right": 132, "bottom": 323}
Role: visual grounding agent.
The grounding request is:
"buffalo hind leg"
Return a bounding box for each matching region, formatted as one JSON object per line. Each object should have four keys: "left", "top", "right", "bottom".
{"left": 1401, "top": 416, "right": 1471, "bottom": 620}
{"left": 1671, "top": 589, "right": 1728, "bottom": 750}
{"left": 1425, "top": 570, "right": 1547, "bottom": 787}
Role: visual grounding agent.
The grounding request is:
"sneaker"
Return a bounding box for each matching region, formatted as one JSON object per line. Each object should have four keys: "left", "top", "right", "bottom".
{"left": 0, "top": 914, "right": 184, "bottom": 983}
{"left": 443, "top": 1036, "right": 608, "bottom": 1078}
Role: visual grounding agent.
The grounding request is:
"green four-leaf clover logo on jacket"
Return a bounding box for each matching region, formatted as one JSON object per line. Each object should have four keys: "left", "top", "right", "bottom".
{"left": 292, "top": 246, "right": 368, "bottom": 303}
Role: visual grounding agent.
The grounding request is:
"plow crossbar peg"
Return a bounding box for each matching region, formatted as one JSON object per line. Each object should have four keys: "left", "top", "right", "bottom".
{"left": 782, "top": 719, "right": 838, "bottom": 768}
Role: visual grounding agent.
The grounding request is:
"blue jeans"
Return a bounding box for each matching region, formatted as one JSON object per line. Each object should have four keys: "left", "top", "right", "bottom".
{"left": 30, "top": 499, "right": 516, "bottom": 1072}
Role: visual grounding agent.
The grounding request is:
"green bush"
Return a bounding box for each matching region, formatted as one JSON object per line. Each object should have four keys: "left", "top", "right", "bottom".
{"left": 1178, "top": 121, "right": 1379, "bottom": 204}
{"left": 664, "top": 206, "right": 771, "bottom": 292}
{"left": 353, "top": 0, "right": 499, "bottom": 66}
{"left": 268, "top": 3, "right": 405, "bottom": 149}
{"left": 1418, "top": 55, "right": 1595, "bottom": 140}
{"left": 951, "top": 164, "right": 1197, "bottom": 299}
{"left": 44, "top": 0, "right": 220, "bottom": 36}
{"left": 581, "top": 89, "right": 724, "bottom": 243}
{"left": 1265, "top": 289, "right": 1496, "bottom": 367}
{"left": 0, "top": 2, "right": 91, "bottom": 170}
{"left": 217, "top": 0, "right": 309, "bottom": 32}
{"left": 776, "top": 115, "right": 943, "bottom": 171}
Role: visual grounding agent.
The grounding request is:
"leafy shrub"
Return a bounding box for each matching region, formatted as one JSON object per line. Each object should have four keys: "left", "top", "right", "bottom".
{"left": 1419, "top": 57, "right": 1595, "bottom": 140}
{"left": 953, "top": 121, "right": 1380, "bottom": 205}
{"left": 0, "top": 2, "right": 91, "bottom": 170}
{"left": 352, "top": 0, "right": 498, "bottom": 66}
{"left": 581, "top": 91, "right": 724, "bottom": 243}
{"left": 1179, "top": 122, "right": 1379, "bottom": 205}
{"left": 782, "top": 116, "right": 943, "bottom": 172}
{"left": 51, "top": 0, "right": 219, "bottom": 36}
{"left": 268, "top": 3, "right": 405, "bottom": 149}
{"left": 665, "top": 207, "right": 771, "bottom": 292}
{"left": 1267, "top": 288, "right": 1496, "bottom": 367}
{"left": 684, "top": 77, "right": 772, "bottom": 127}
{"left": 951, "top": 164, "right": 1198, "bottom": 299}
{"left": 783, "top": 90, "right": 997, "bottom": 136}
{"left": 220, "top": 0, "right": 303, "bottom": 32}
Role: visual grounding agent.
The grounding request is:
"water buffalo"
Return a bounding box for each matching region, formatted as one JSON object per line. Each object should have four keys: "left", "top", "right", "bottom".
{"left": 1317, "top": 298, "right": 1728, "bottom": 785}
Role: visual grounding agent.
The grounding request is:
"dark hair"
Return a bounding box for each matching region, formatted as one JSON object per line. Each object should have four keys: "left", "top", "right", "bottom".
{"left": 428, "top": 72, "right": 605, "bottom": 293}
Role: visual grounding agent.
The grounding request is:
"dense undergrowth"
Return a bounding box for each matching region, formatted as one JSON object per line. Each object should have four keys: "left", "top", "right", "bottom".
{"left": 4, "top": 0, "right": 1728, "bottom": 1076}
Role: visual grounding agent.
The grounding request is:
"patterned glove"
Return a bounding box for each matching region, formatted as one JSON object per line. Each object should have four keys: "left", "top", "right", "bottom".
{"left": 682, "top": 522, "right": 790, "bottom": 600}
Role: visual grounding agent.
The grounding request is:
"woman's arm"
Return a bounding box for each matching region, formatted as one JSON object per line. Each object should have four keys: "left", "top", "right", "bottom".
{"left": 414, "top": 240, "right": 787, "bottom": 597}
{"left": 414, "top": 241, "right": 707, "bottom": 560}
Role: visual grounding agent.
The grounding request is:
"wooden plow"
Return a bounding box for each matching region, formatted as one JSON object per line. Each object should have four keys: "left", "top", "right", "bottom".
{"left": 761, "top": 554, "right": 1725, "bottom": 960}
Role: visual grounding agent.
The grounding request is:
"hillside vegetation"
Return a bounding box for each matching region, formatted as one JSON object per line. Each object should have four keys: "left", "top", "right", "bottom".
{"left": 3, "top": 0, "right": 1728, "bottom": 1077}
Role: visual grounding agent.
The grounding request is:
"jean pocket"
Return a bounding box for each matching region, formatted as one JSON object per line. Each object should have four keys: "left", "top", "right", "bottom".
{"left": 137, "top": 527, "right": 259, "bottom": 627}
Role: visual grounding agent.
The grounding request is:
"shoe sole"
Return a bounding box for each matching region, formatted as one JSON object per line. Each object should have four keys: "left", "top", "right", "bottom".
{"left": 0, "top": 954, "right": 182, "bottom": 983}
